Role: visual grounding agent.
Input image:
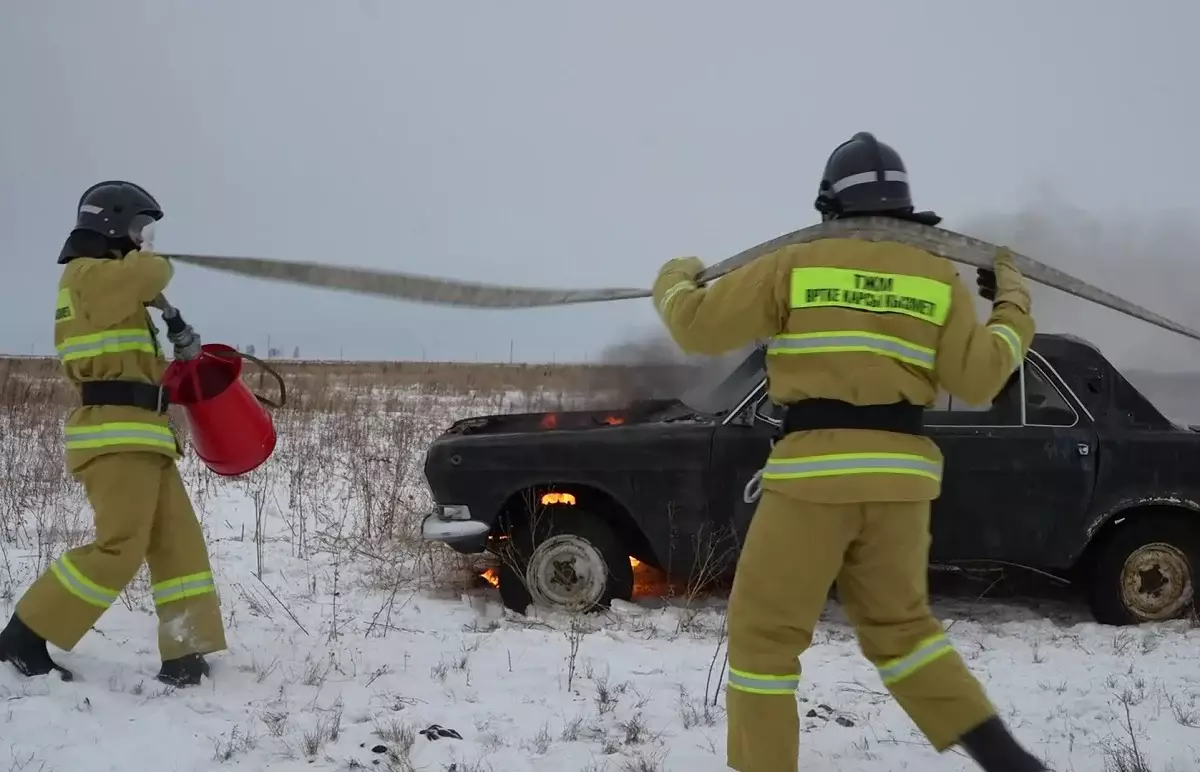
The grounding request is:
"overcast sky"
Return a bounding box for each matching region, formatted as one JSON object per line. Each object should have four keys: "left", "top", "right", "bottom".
{"left": 2, "top": 0, "right": 1199, "bottom": 367}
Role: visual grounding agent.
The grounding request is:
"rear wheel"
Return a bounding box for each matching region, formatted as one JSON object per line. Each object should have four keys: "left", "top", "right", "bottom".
{"left": 497, "top": 508, "right": 633, "bottom": 615}
{"left": 1086, "top": 514, "right": 1199, "bottom": 625}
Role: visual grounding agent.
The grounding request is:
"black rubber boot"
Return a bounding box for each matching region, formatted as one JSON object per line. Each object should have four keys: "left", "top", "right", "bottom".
{"left": 156, "top": 652, "right": 210, "bottom": 687}
{"left": 958, "top": 715, "right": 1048, "bottom": 771}
{"left": 0, "top": 613, "right": 74, "bottom": 681}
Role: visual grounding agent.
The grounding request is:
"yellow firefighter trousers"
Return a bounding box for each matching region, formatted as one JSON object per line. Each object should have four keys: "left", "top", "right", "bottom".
{"left": 725, "top": 490, "right": 996, "bottom": 772}
{"left": 16, "top": 452, "right": 227, "bottom": 662}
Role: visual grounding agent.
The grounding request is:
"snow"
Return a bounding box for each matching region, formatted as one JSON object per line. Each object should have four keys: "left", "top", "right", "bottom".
{"left": 3, "top": 391, "right": 1200, "bottom": 771}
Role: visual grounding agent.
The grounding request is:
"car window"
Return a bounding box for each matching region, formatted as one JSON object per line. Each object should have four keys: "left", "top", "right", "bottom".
{"left": 1025, "top": 361, "right": 1077, "bottom": 426}
{"left": 748, "top": 355, "right": 1077, "bottom": 429}
{"left": 680, "top": 346, "right": 765, "bottom": 416}
{"left": 926, "top": 368, "right": 1022, "bottom": 426}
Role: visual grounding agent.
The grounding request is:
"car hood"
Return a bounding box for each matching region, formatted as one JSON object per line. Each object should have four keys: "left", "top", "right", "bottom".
{"left": 438, "top": 398, "right": 698, "bottom": 438}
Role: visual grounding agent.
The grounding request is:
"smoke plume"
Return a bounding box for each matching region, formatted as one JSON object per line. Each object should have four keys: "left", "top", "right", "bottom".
{"left": 592, "top": 190, "right": 1200, "bottom": 420}
{"left": 956, "top": 190, "right": 1200, "bottom": 373}
{"left": 593, "top": 328, "right": 752, "bottom": 406}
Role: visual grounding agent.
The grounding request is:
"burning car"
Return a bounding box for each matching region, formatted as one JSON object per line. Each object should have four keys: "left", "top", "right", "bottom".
{"left": 420, "top": 334, "right": 1200, "bottom": 626}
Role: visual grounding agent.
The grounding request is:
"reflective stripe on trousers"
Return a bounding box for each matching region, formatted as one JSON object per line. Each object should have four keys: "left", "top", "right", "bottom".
{"left": 152, "top": 571, "right": 217, "bottom": 606}
{"left": 988, "top": 324, "right": 1022, "bottom": 368}
{"left": 65, "top": 422, "right": 175, "bottom": 452}
{"left": 877, "top": 633, "right": 955, "bottom": 685}
{"left": 727, "top": 666, "right": 800, "bottom": 696}
{"left": 726, "top": 636, "right": 957, "bottom": 697}
{"left": 56, "top": 328, "right": 157, "bottom": 362}
{"left": 49, "top": 553, "right": 120, "bottom": 609}
{"left": 768, "top": 331, "right": 935, "bottom": 369}
{"left": 762, "top": 453, "right": 942, "bottom": 483}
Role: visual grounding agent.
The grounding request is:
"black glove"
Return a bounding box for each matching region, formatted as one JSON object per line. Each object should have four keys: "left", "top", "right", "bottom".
{"left": 976, "top": 267, "right": 997, "bottom": 302}
{"left": 162, "top": 309, "right": 189, "bottom": 337}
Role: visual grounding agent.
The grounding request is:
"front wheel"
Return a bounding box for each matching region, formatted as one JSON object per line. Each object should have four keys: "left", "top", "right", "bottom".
{"left": 496, "top": 508, "right": 633, "bottom": 615}
{"left": 1085, "top": 514, "right": 1199, "bottom": 625}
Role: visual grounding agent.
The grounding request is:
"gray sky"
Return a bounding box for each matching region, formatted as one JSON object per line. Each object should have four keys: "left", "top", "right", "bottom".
{"left": 3, "top": 0, "right": 1199, "bottom": 366}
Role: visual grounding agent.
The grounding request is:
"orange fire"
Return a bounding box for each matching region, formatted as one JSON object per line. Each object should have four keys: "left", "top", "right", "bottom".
{"left": 539, "top": 413, "right": 559, "bottom": 429}
{"left": 478, "top": 557, "right": 642, "bottom": 589}
{"left": 540, "top": 491, "right": 576, "bottom": 506}
{"left": 600, "top": 415, "right": 625, "bottom": 426}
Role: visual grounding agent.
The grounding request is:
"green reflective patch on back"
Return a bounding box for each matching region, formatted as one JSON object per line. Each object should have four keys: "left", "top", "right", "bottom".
{"left": 789, "top": 267, "right": 951, "bottom": 325}
{"left": 55, "top": 288, "right": 75, "bottom": 323}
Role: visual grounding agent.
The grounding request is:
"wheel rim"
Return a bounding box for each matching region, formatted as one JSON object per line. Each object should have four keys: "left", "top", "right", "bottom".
{"left": 524, "top": 534, "right": 609, "bottom": 611}
{"left": 1119, "top": 542, "right": 1194, "bottom": 621}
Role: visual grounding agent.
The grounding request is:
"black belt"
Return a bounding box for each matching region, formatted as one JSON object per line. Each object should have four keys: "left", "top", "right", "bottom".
{"left": 781, "top": 398, "right": 925, "bottom": 436}
{"left": 79, "top": 380, "right": 169, "bottom": 414}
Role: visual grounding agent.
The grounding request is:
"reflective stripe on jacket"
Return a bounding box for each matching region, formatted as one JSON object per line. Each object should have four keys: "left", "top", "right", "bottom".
{"left": 651, "top": 238, "right": 1034, "bottom": 503}
{"left": 55, "top": 252, "right": 180, "bottom": 472}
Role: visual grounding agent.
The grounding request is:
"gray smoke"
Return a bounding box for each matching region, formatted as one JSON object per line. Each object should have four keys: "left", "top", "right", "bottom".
{"left": 591, "top": 191, "right": 1200, "bottom": 419}
{"left": 594, "top": 328, "right": 752, "bottom": 405}
{"left": 955, "top": 190, "right": 1200, "bottom": 373}
{"left": 958, "top": 192, "right": 1200, "bottom": 423}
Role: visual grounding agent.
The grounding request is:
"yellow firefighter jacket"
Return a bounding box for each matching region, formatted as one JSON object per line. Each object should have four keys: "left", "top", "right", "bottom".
{"left": 652, "top": 238, "right": 1034, "bottom": 504}
{"left": 55, "top": 250, "right": 180, "bottom": 473}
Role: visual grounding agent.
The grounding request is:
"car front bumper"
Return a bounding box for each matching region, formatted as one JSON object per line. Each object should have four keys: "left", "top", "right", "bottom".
{"left": 421, "top": 504, "right": 491, "bottom": 553}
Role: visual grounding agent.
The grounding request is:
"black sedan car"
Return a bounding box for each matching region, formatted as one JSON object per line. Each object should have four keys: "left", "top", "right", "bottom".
{"left": 421, "top": 334, "right": 1200, "bottom": 626}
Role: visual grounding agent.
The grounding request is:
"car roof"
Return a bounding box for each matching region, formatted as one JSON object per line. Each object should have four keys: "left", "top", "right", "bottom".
{"left": 1031, "top": 332, "right": 1101, "bottom": 359}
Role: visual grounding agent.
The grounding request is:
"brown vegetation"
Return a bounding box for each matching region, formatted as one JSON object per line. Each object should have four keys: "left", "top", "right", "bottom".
{"left": 0, "top": 354, "right": 696, "bottom": 611}
{"left": 0, "top": 355, "right": 695, "bottom": 410}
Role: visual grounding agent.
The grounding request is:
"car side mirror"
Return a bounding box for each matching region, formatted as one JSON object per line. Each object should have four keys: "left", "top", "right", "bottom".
{"left": 1027, "top": 392, "right": 1046, "bottom": 407}
{"left": 754, "top": 400, "right": 782, "bottom": 427}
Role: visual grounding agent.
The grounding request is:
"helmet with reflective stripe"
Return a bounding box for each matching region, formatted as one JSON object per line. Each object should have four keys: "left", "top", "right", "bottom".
{"left": 814, "top": 132, "right": 913, "bottom": 220}
{"left": 58, "top": 180, "right": 163, "bottom": 264}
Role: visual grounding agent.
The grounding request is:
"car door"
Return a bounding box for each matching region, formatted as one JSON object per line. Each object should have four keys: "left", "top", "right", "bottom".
{"left": 706, "top": 380, "right": 776, "bottom": 567}
{"left": 927, "top": 353, "right": 1098, "bottom": 567}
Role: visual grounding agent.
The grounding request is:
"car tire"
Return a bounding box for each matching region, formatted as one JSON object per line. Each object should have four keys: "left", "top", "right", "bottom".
{"left": 496, "top": 508, "right": 634, "bottom": 615}
{"left": 1085, "top": 513, "right": 1200, "bottom": 625}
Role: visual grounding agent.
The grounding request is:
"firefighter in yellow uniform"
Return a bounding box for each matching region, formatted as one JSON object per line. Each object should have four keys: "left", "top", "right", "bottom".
{"left": 652, "top": 134, "right": 1048, "bottom": 772}
{"left": 0, "top": 181, "right": 227, "bottom": 687}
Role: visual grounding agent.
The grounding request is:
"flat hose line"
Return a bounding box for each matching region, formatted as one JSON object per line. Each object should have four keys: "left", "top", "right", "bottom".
{"left": 155, "top": 217, "right": 1198, "bottom": 344}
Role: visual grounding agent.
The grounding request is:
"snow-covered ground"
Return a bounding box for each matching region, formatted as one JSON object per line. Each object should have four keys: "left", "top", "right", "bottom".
{"left": 2, "top": 387, "right": 1199, "bottom": 771}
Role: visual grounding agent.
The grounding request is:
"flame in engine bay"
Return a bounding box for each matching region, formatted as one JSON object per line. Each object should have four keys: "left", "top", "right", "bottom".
{"left": 540, "top": 491, "right": 576, "bottom": 506}
{"left": 537, "top": 413, "right": 626, "bottom": 428}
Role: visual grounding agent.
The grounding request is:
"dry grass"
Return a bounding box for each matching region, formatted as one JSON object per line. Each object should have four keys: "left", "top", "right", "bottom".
{"left": 0, "top": 354, "right": 699, "bottom": 609}
{"left": 0, "top": 355, "right": 694, "bottom": 410}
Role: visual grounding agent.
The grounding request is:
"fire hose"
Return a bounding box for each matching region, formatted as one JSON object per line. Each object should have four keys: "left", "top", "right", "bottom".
{"left": 151, "top": 218, "right": 1200, "bottom": 488}
{"left": 158, "top": 217, "right": 1200, "bottom": 345}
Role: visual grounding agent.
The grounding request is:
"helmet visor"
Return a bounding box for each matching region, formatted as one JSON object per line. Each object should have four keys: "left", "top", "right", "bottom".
{"left": 128, "top": 213, "right": 158, "bottom": 250}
